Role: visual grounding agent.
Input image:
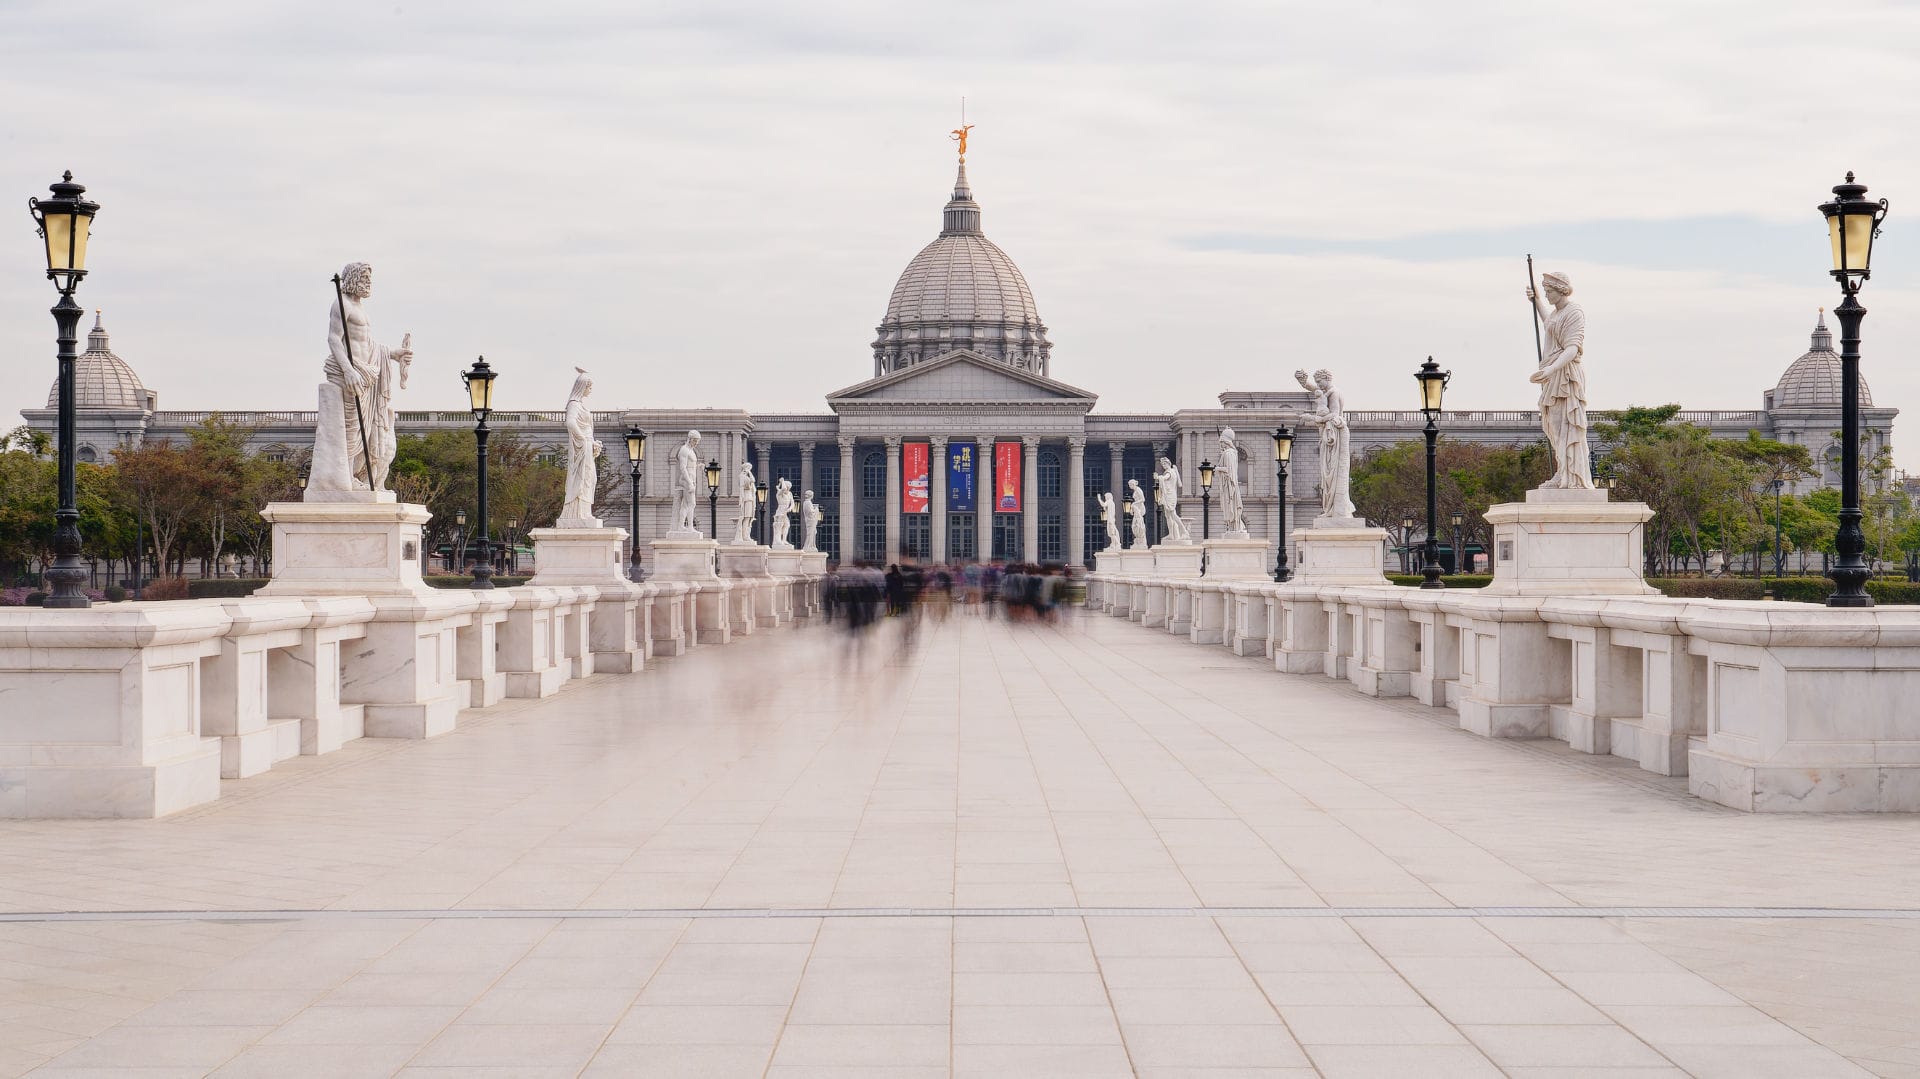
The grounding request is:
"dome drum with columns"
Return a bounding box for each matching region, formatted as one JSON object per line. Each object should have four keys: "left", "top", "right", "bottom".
{"left": 25, "top": 142, "right": 1897, "bottom": 568}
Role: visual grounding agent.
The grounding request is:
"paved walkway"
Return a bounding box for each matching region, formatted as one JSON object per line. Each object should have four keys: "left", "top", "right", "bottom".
{"left": 2, "top": 609, "right": 1917, "bottom": 1077}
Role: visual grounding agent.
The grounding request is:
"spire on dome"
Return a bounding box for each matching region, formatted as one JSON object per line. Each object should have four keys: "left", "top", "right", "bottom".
{"left": 88, "top": 309, "right": 109, "bottom": 351}
{"left": 1811, "top": 307, "right": 1832, "bottom": 352}
{"left": 941, "top": 160, "right": 982, "bottom": 236}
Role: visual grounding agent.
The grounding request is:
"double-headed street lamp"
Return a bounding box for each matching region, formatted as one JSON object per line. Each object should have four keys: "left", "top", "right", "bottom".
{"left": 1199, "top": 459, "right": 1215, "bottom": 541}
{"left": 625, "top": 427, "right": 646, "bottom": 576}
{"left": 461, "top": 356, "right": 498, "bottom": 589}
{"left": 1272, "top": 427, "right": 1293, "bottom": 581}
{"left": 1818, "top": 172, "right": 1888, "bottom": 607}
{"left": 705, "top": 459, "right": 722, "bottom": 537}
{"left": 27, "top": 172, "right": 101, "bottom": 608}
{"left": 1416, "top": 356, "right": 1451, "bottom": 589}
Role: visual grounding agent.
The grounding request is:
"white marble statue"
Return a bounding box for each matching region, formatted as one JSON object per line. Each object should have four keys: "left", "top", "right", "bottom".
{"left": 1216, "top": 428, "right": 1249, "bottom": 537}
{"left": 732, "top": 460, "right": 757, "bottom": 545}
{"left": 309, "top": 261, "right": 413, "bottom": 498}
{"left": 800, "top": 490, "right": 821, "bottom": 552}
{"left": 1527, "top": 271, "right": 1595, "bottom": 490}
{"left": 558, "top": 367, "right": 603, "bottom": 527}
{"left": 668, "top": 431, "right": 702, "bottom": 538}
{"left": 1126, "top": 479, "right": 1149, "bottom": 548}
{"left": 771, "top": 478, "right": 795, "bottom": 550}
{"left": 1294, "top": 368, "right": 1357, "bottom": 521}
{"left": 1154, "top": 456, "right": 1193, "bottom": 545}
{"left": 1096, "top": 492, "right": 1120, "bottom": 551}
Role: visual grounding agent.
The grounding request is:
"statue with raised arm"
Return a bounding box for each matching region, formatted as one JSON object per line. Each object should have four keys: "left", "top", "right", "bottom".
{"left": 311, "top": 261, "right": 413, "bottom": 497}
{"left": 800, "top": 490, "right": 821, "bottom": 552}
{"left": 1294, "top": 368, "right": 1357, "bottom": 521}
{"left": 1126, "top": 480, "right": 1149, "bottom": 548}
{"left": 558, "top": 367, "right": 603, "bottom": 526}
{"left": 732, "top": 460, "right": 757, "bottom": 545}
{"left": 668, "top": 431, "right": 703, "bottom": 538}
{"left": 1216, "top": 428, "right": 1249, "bottom": 537}
{"left": 1096, "top": 492, "right": 1120, "bottom": 551}
{"left": 1526, "top": 271, "right": 1595, "bottom": 490}
{"left": 771, "top": 478, "right": 795, "bottom": 550}
{"left": 1154, "top": 456, "right": 1192, "bottom": 545}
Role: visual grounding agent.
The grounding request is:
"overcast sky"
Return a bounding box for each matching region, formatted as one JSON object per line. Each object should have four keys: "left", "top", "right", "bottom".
{"left": 5, "top": 1, "right": 1919, "bottom": 466}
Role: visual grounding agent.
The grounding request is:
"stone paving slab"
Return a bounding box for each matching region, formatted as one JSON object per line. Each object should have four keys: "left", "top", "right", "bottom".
{"left": 1, "top": 611, "right": 1914, "bottom": 1076}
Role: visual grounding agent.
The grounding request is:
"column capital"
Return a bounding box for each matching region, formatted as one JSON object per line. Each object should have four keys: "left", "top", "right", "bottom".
{"left": 883, "top": 434, "right": 902, "bottom": 452}
{"left": 1021, "top": 434, "right": 1041, "bottom": 449}
{"left": 1108, "top": 440, "right": 1126, "bottom": 460}
{"left": 929, "top": 434, "right": 949, "bottom": 450}
{"left": 1066, "top": 436, "right": 1086, "bottom": 452}
{"left": 798, "top": 440, "right": 816, "bottom": 453}
{"left": 836, "top": 435, "right": 856, "bottom": 453}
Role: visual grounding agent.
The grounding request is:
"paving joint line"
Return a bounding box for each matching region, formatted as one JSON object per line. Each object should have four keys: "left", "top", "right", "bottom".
{"left": 3, "top": 905, "right": 1917, "bottom": 922}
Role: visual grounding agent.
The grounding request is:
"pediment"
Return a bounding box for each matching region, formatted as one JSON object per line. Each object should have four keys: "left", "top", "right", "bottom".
{"left": 827, "top": 350, "right": 1097, "bottom": 407}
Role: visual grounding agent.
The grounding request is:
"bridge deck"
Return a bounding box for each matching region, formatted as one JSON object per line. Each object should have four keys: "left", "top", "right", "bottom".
{"left": 2, "top": 612, "right": 1912, "bottom": 1076}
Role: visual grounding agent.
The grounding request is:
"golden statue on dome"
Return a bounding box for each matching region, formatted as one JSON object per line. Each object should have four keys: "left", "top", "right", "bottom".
{"left": 950, "top": 123, "right": 974, "bottom": 160}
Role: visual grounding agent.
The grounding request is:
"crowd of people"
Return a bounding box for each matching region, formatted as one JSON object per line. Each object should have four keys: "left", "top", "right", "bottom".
{"left": 823, "top": 560, "right": 1080, "bottom": 635}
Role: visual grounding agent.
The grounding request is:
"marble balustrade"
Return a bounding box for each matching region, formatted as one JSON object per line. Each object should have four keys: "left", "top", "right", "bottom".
{"left": 0, "top": 568, "right": 824, "bottom": 820}
{"left": 1089, "top": 567, "right": 1920, "bottom": 813}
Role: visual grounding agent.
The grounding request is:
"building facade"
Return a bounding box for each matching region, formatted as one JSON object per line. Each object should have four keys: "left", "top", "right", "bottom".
{"left": 26, "top": 160, "right": 1897, "bottom": 570}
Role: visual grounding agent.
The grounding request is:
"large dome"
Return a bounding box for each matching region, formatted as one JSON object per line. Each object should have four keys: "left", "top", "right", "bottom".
{"left": 872, "top": 161, "right": 1052, "bottom": 378}
{"left": 1771, "top": 310, "right": 1871, "bottom": 409}
{"left": 46, "top": 311, "right": 151, "bottom": 411}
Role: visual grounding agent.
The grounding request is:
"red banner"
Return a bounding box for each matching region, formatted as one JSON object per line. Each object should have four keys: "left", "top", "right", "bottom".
{"left": 994, "top": 441, "right": 1022, "bottom": 513}
{"left": 903, "top": 441, "right": 930, "bottom": 513}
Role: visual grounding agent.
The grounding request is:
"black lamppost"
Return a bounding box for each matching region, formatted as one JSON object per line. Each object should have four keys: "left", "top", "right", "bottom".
{"left": 461, "top": 356, "right": 498, "bottom": 589}
{"left": 1199, "top": 459, "right": 1215, "bottom": 541}
{"left": 1770, "top": 477, "right": 1786, "bottom": 578}
{"left": 1272, "top": 427, "right": 1293, "bottom": 581}
{"left": 1449, "top": 511, "right": 1464, "bottom": 575}
{"left": 452, "top": 509, "right": 468, "bottom": 573}
{"left": 27, "top": 172, "right": 101, "bottom": 608}
{"left": 625, "top": 426, "right": 646, "bottom": 576}
{"left": 1818, "top": 172, "right": 1888, "bottom": 607}
{"left": 1121, "top": 494, "right": 1134, "bottom": 549}
{"left": 755, "top": 479, "right": 769, "bottom": 545}
{"left": 505, "top": 516, "right": 520, "bottom": 575}
{"left": 1401, "top": 515, "right": 1416, "bottom": 574}
{"left": 1416, "top": 356, "right": 1450, "bottom": 589}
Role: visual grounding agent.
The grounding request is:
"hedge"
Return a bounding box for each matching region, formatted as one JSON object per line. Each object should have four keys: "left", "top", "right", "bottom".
{"left": 187, "top": 578, "right": 268, "bottom": 599}
{"left": 1386, "top": 574, "right": 1493, "bottom": 589}
{"left": 425, "top": 575, "right": 532, "bottom": 589}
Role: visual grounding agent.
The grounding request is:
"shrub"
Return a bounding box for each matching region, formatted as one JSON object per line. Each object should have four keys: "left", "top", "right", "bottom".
{"left": 140, "top": 577, "right": 190, "bottom": 601}
{"left": 424, "top": 575, "right": 532, "bottom": 589}
{"left": 187, "top": 578, "right": 267, "bottom": 599}
{"left": 1387, "top": 574, "right": 1493, "bottom": 589}
{"left": 103, "top": 585, "right": 127, "bottom": 602}
{"left": 24, "top": 591, "right": 46, "bottom": 606}
{"left": 0, "top": 587, "right": 30, "bottom": 606}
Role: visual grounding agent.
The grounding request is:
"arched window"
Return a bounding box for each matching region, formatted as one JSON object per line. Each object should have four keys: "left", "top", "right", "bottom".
{"left": 862, "top": 452, "right": 886, "bottom": 500}
{"left": 1038, "top": 452, "right": 1062, "bottom": 499}
{"left": 77, "top": 445, "right": 97, "bottom": 464}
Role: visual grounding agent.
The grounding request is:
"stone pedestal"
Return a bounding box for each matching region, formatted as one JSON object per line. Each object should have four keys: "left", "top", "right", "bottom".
{"left": 529, "top": 526, "right": 629, "bottom": 586}
{"left": 1152, "top": 544, "right": 1205, "bottom": 579}
{"left": 1290, "top": 521, "right": 1389, "bottom": 584}
{"left": 1202, "top": 537, "right": 1274, "bottom": 581}
{"left": 202, "top": 599, "right": 310, "bottom": 778}
{"left": 1482, "top": 489, "right": 1658, "bottom": 597}
{"left": 257, "top": 497, "right": 433, "bottom": 598}
{"left": 765, "top": 550, "right": 802, "bottom": 625}
{"left": 717, "top": 545, "right": 771, "bottom": 634}
{"left": 653, "top": 537, "right": 732, "bottom": 645}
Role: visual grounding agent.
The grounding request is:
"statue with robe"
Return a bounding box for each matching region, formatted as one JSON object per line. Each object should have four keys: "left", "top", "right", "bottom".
{"left": 771, "top": 478, "right": 795, "bottom": 550}
{"left": 558, "top": 367, "right": 603, "bottom": 526}
{"left": 309, "top": 261, "right": 413, "bottom": 498}
{"left": 1527, "top": 271, "right": 1595, "bottom": 490}
{"left": 1154, "top": 457, "right": 1192, "bottom": 545}
{"left": 1097, "top": 492, "right": 1119, "bottom": 551}
{"left": 1216, "top": 428, "right": 1249, "bottom": 537}
{"left": 801, "top": 490, "right": 821, "bottom": 552}
{"left": 1127, "top": 479, "right": 1149, "bottom": 548}
{"left": 1295, "top": 368, "right": 1356, "bottom": 521}
{"left": 732, "top": 460, "right": 757, "bottom": 545}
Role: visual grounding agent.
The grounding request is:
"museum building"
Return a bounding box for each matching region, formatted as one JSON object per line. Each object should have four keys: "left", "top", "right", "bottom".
{"left": 25, "top": 159, "right": 1898, "bottom": 571}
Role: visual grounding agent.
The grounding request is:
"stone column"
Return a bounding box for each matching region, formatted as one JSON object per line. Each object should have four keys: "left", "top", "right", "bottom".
{"left": 1022, "top": 435, "right": 1040, "bottom": 564}
{"left": 1108, "top": 441, "right": 1126, "bottom": 508}
{"left": 981, "top": 439, "right": 996, "bottom": 564}
{"left": 837, "top": 436, "right": 855, "bottom": 564}
{"left": 1067, "top": 436, "right": 1086, "bottom": 568}
{"left": 930, "top": 435, "right": 948, "bottom": 564}
{"left": 798, "top": 441, "right": 815, "bottom": 496}
{"left": 884, "top": 435, "right": 902, "bottom": 565}
{"left": 754, "top": 442, "right": 772, "bottom": 542}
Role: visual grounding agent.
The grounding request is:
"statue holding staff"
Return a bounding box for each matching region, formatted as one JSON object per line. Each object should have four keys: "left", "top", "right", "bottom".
{"left": 1525, "top": 270, "right": 1595, "bottom": 490}
{"left": 311, "top": 261, "right": 412, "bottom": 496}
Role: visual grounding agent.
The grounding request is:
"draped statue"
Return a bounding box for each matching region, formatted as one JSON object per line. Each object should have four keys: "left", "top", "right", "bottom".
{"left": 1154, "top": 457, "right": 1192, "bottom": 545}
{"left": 558, "top": 368, "right": 603, "bottom": 527}
{"left": 1294, "top": 368, "right": 1356, "bottom": 521}
{"left": 1216, "top": 428, "right": 1249, "bottom": 537}
{"left": 309, "top": 261, "right": 412, "bottom": 498}
{"left": 731, "top": 461, "right": 757, "bottom": 545}
{"left": 1126, "top": 479, "right": 1149, "bottom": 548}
{"left": 1527, "top": 271, "right": 1595, "bottom": 490}
{"left": 771, "top": 478, "right": 795, "bottom": 550}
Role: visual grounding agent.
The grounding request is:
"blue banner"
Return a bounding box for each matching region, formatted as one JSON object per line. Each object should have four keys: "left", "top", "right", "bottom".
{"left": 948, "top": 441, "right": 976, "bottom": 512}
